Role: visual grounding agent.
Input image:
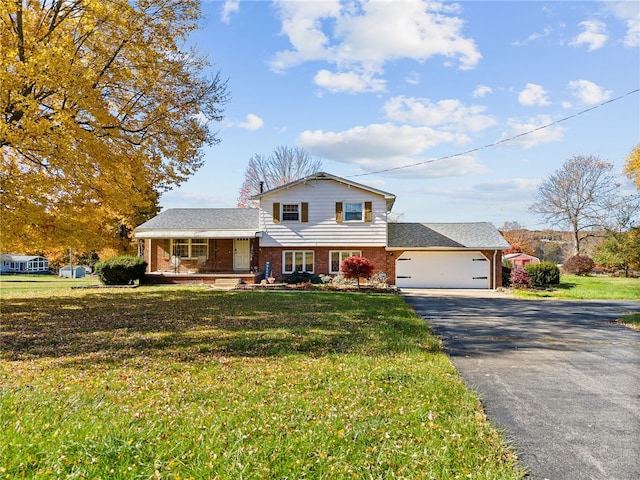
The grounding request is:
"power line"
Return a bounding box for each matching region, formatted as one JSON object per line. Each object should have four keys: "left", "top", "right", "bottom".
{"left": 347, "top": 88, "right": 640, "bottom": 178}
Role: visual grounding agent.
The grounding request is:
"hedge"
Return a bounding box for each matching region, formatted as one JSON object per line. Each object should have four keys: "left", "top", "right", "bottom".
{"left": 94, "top": 256, "right": 147, "bottom": 285}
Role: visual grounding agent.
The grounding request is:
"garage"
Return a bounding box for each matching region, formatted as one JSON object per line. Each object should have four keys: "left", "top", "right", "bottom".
{"left": 395, "top": 251, "right": 490, "bottom": 289}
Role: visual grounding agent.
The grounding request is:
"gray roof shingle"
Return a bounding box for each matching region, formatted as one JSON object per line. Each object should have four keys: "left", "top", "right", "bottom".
{"left": 388, "top": 222, "right": 511, "bottom": 249}
{"left": 135, "top": 208, "right": 259, "bottom": 231}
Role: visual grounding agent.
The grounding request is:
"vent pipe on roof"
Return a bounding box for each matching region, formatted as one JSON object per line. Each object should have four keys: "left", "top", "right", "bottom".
{"left": 259, "top": 181, "right": 264, "bottom": 194}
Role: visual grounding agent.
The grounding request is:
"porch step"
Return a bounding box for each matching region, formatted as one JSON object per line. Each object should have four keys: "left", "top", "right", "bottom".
{"left": 214, "top": 278, "right": 243, "bottom": 288}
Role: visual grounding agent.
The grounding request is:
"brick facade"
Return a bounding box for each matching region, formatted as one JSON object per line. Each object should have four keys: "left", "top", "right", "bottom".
{"left": 146, "top": 238, "right": 259, "bottom": 273}
{"left": 258, "top": 246, "right": 390, "bottom": 282}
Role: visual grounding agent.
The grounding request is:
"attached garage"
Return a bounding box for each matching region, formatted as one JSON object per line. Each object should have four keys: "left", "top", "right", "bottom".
{"left": 396, "top": 251, "right": 490, "bottom": 289}
{"left": 388, "top": 223, "right": 511, "bottom": 289}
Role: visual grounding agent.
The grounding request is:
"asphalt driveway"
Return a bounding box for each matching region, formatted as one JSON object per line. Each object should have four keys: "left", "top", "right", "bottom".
{"left": 402, "top": 290, "right": 640, "bottom": 480}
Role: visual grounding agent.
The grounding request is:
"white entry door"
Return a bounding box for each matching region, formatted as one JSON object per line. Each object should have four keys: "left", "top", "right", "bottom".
{"left": 233, "top": 238, "right": 251, "bottom": 271}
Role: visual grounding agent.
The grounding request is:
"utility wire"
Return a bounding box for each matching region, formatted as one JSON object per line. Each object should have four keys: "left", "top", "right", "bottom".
{"left": 348, "top": 88, "right": 640, "bottom": 178}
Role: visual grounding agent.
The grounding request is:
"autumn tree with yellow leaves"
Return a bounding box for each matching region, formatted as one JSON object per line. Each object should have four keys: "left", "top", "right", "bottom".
{"left": 1, "top": 0, "right": 228, "bottom": 255}
{"left": 625, "top": 143, "right": 640, "bottom": 189}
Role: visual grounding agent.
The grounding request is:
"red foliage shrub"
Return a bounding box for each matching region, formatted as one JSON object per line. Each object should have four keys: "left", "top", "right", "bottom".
{"left": 562, "top": 255, "right": 595, "bottom": 276}
{"left": 340, "top": 256, "right": 375, "bottom": 286}
{"left": 510, "top": 268, "right": 532, "bottom": 289}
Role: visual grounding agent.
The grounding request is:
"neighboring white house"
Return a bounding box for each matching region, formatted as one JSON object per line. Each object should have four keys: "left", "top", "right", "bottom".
{"left": 134, "top": 172, "right": 511, "bottom": 289}
{"left": 0, "top": 254, "right": 49, "bottom": 274}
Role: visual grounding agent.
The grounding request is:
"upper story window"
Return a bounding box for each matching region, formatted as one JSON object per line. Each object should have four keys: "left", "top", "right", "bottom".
{"left": 282, "top": 203, "right": 300, "bottom": 221}
{"left": 336, "top": 201, "right": 373, "bottom": 223}
{"left": 272, "top": 202, "right": 308, "bottom": 223}
{"left": 344, "top": 203, "right": 363, "bottom": 221}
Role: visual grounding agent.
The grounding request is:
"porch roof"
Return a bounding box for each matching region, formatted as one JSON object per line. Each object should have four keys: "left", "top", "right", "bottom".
{"left": 134, "top": 208, "right": 260, "bottom": 239}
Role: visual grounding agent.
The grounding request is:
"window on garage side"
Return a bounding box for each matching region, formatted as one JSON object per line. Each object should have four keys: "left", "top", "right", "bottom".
{"left": 330, "top": 250, "right": 362, "bottom": 273}
{"left": 283, "top": 251, "right": 314, "bottom": 273}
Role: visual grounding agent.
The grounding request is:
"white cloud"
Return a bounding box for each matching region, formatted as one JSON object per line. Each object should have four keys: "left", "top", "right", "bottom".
{"left": 236, "top": 113, "right": 264, "bottom": 131}
{"left": 383, "top": 96, "right": 496, "bottom": 132}
{"left": 518, "top": 83, "right": 550, "bottom": 106}
{"left": 606, "top": 1, "right": 640, "bottom": 48}
{"left": 497, "top": 115, "right": 566, "bottom": 149}
{"left": 314, "top": 68, "right": 386, "bottom": 94}
{"left": 405, "top": 72, "right": 421, "bottom": 85}
{"left": 567, "top": 79, "right": 612, "bottom": 105}
{"left": 299, "top": 123, "right": 458, "bottom": 159}
{"left": 270, "top": 0, "right": 481, "bottom": 93}
{"left": 296, "top": 123, "right": 486, "bottom": 178}
{"left": 472, "top": 85, "right": 493, "bottom": 98}
{"left": 221, "top": 0, "right": 240, "bottom": 24}
{"left": 570, "top": 20, "right": 608, "bottom": 51}
{"left": 528, "top": 26, "right": 553, "bottom": 42}
{"left": 472, "top": 178, "right": 539, "bottom": 198}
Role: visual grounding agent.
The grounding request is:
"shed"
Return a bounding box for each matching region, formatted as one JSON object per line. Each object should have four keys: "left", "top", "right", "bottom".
{"left": 504, "top": 253, "right": 540, "bottom": 269}
{"left": 59, "top": 265, "right": 86, "bottom": 278}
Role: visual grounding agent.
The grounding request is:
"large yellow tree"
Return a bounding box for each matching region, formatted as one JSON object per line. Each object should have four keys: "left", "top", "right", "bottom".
{"left": 625, "top": 143, "right": 640, "bottom": 189}
{"left": 1, "top": 0, "right": 228, "bottom": 254}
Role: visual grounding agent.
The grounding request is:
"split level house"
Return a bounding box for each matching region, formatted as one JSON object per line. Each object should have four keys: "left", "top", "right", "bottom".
{"left": 134, "top": 172, "right": 510, "bottom": 289}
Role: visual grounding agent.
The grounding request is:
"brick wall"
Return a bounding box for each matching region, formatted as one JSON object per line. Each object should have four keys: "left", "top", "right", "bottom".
{"left": 258, "top": 246, "right": 390, "bottom": 282}
{"left": 146, "top": 238, "right": 259, "bottom": 273}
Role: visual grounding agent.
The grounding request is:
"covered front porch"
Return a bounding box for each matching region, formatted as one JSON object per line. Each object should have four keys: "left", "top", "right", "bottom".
{"left": 137, "top": 235, "right": 263, "bottom": 285}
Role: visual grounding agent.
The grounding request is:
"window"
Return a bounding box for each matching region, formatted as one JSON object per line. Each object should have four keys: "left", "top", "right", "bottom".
{"left": 172, "top": 239, "right": 208, "bottom": 259}
{"left": 330, "top": 251, "right": 361, "bottom": 273}
{"left": 344, "top": 203, "right": 363, "bottom": 221}
{"left": 336, "top": 201, "right": 372, "bottom": 223}
{"left": 283, "top": 251, "right": 314, "bottom": 273}
{"left": 282, "top": 203, "right": 300, "bottom": 221}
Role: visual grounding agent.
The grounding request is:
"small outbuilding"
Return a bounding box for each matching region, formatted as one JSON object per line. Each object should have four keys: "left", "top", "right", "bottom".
{"left": 59, "top": 265, "right": 87, "bottom": 278}
{"left": 503, "top": 252, "right": 540, "bottom": 269}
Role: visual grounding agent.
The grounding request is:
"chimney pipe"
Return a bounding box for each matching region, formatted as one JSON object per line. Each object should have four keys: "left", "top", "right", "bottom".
{"left": 259, "top": 181, "right": 264, "bottom": 193}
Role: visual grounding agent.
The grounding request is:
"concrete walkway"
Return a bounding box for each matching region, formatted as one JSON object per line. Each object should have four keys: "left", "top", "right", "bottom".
{"left": 402, "top": 290, "right": 640, "bottom": 480}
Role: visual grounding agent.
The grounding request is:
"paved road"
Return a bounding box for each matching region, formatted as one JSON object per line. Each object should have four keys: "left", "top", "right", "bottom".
{"left": 402, "top": 290, "right": 640, "bottom": 480}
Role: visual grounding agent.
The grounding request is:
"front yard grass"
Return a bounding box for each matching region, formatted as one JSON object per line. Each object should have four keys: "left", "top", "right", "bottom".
{"left": 0, "top": 273, "right": 97, "bottom": 293}
{"left": 0, "top": 288, "right": 524, "bottom": 479}
{"left": 512, "top": 274, "right": 640, "bottom": 300}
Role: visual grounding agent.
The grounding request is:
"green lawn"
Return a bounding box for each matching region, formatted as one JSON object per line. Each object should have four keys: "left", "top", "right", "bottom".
{"left": 0, "top": 287, "right": 524, "bottom": 479}
{"left": 511, "top": 275, "right": 640, "bottom": 328}
{"left": 0, "top": 273, "right": 98, "bottom": 293}
{"left": 512, "top": 274, "right": 640, "bottom": 300}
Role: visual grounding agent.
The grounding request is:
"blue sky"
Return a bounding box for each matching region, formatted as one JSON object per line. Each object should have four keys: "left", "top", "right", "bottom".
{"left": 160, "top": 0, "right": 640, "bottom": 229}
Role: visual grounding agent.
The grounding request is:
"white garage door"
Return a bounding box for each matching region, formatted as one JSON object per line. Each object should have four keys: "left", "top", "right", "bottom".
{"left": 396, "top": 251, "right": 490, "bottom": 289}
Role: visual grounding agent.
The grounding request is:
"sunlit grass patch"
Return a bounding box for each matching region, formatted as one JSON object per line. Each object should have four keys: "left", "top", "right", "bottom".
{"left": 0, "top": 274, "right": 97, "bottom": 294}
{"left": 0, "top": 288, "right": 524, "bottom": 478}
{"left": 513, "top": 275, "right": 640, "bottom": 300}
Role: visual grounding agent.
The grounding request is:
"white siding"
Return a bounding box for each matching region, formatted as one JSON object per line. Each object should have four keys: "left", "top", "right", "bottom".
{"left": 258, "top": 179, "right": 388, "bottom": 247}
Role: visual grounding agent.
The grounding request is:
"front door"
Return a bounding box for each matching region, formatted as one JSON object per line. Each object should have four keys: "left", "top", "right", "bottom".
{"left": 233, "top": 238, "right": 251, "bottom": 271}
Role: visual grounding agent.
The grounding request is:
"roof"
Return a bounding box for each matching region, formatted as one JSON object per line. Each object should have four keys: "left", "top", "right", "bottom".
{"left": 134, "top": 208, "right": 260, "bottom": 238}
{"left": 387, "top": 223, "right": 511, "bottom": 250}
{"left": 250, "top": 171, "right": 396, "bottom": 211}
{"left": 1, "top": 254, "right": 48, "bottom": 261}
